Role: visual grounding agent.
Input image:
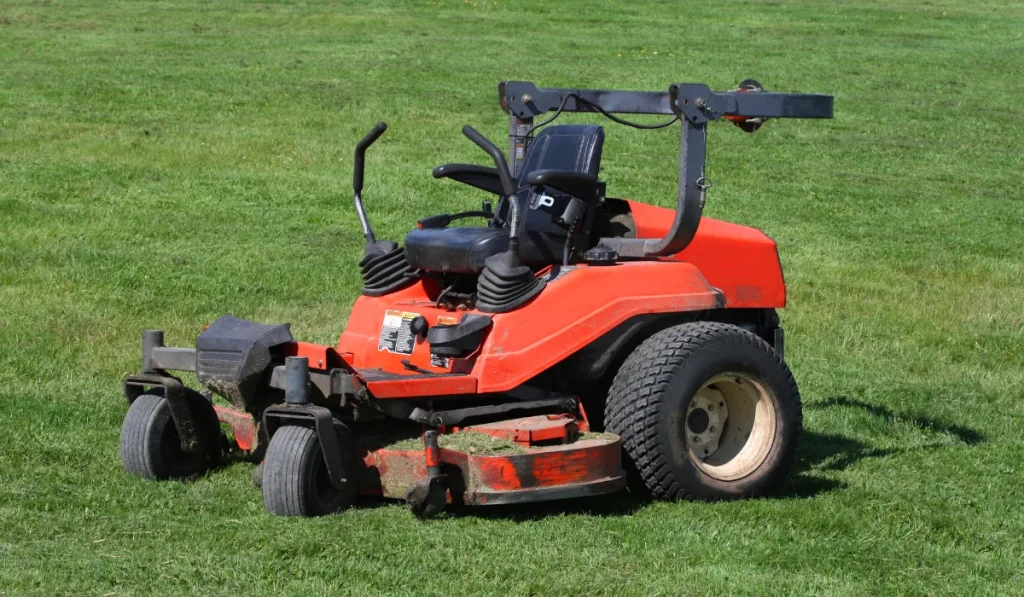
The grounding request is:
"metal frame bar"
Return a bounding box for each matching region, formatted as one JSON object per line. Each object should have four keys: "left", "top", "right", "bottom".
{"left": 499, "top": 81, "right": 832, "bottom": 120}
{"left": 268, "top": 365, "right": 360, "bottom": 402}
{"left": 498, "top": 80, "right": 833, "bottom": 258}
{"left": 424, "top": 396, "right": 576, "bottom": 427}
{"left": 500, "top": 81, "right": 676, "bottom": 118}
{"left": 132, "top": 330, "right": 202, "bottom": 453}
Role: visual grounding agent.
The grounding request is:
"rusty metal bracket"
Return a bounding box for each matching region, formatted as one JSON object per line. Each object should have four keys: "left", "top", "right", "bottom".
{"left": 123, "top": 372, "right": 201, "bottom": 454}
{"left": 268, "top": 365, "right": 361, "bottom": 403}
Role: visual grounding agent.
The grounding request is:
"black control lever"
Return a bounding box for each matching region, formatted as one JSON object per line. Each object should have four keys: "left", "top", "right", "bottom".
{"left": 462, "top": 127, "right": 544, "bottom": 312}
{"left": 354, "top": 122, "right": 387, "bottom": 195}
{"left": 353, "top": 122, "right": 387, "bottom": 244}
{"left": 461, "top": 125, "right": 516, "bottom": 196}
{"left": 461, "top": 125, "right": 523, "bottom": 250}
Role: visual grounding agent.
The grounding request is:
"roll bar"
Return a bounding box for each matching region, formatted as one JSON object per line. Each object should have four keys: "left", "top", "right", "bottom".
{"left": 499, "top": 81, "right": 833, "bottom": 258}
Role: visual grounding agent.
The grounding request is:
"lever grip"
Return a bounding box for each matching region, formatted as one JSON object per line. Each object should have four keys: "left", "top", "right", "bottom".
{"left": 353, "top": 122, "right": 387, "bottom": 194}
{"left": 461, "top": 125, "right": 516, "bottom": 196}
{"left": 357, "top": 122, "right": 388, "bottom": 152}
{"left": 461, "top": 124, "right": 495, "bottom": 153}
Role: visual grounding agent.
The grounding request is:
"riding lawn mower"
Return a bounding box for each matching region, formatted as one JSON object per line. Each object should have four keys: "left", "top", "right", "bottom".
{"left": 119, "top": 80, "right": 833, "bottom": 517}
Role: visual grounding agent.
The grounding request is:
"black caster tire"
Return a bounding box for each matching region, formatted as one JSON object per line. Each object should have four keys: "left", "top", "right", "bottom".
{"left": 261, "top": 423, "right": 359, "bottom": 517}
{"left": 406, "top": 475, "right": 448, "bottom": 519}
{"left": 120, "top": 391, "right": 222, "bottom": 480}
{"left": 251, "top": 462, "right": 263, "bottom": 488}
{"left": 606, "top": 321, "right": 802, "bottom": 500}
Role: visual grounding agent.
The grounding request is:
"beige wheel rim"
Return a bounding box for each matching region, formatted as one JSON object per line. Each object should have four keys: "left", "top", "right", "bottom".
{"left": 685, "top": 372, "right": 778, "bottom": 481}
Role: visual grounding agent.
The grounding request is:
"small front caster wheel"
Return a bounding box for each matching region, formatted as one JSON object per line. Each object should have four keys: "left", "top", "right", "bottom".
{"left": 119, "top": 391, "right": 222, "bottom": 480}
{"left": 262, "top": 424, "right": 359, "bottom": 517}
{"left": 406, "top": 475, "right": 448, "bottom": 519}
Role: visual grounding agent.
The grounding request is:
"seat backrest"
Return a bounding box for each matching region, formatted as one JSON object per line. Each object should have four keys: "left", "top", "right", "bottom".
{"left": 504, "top": 124, "right": 605, "bottom": 237}
{"left": 520, "top": 124, "right": 604, "bottom": 181}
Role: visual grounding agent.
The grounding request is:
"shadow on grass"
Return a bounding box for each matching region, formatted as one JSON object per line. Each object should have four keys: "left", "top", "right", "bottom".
{"left": 444, "top": 492, "right": 649, "bottom": 522}
{"left": 779, "top": 395, "right": 987, "bottom": 498}
{"left": 225, "top": 395, "right": 987, "bottom": 519}
{"left": 382, "top": 396, "right": 991, "bottom": 519}
{"left": 463, "top": 396, "right": 989, "bottom": 515}
{"left": 808, "top": 396, "right": 985, "bottom": 446}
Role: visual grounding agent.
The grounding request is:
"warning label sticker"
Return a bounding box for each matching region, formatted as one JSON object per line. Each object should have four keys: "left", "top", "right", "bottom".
{"left": 377, "top": 310, "right": 420, "bottom": 355}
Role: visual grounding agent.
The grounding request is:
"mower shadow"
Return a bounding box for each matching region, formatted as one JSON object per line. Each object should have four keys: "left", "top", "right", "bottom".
{"left": 779, "top": 395, "right": 987, "bottom": 498}
{"left": 439, "top": 396, "right": 988, "bottom": 518}
{"left": 808, "top": 396, "right": 985, "bottom": 446}
{"left": 445, "top": 492, "right": 650, "bottom": 522}
{"left": 218, "top": 396, "right": 987, "bottom": 518}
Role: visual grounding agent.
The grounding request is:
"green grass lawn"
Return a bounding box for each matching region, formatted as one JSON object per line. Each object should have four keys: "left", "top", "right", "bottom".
{"left": 2, "top": 0, "right": 1023, "bottom": 594}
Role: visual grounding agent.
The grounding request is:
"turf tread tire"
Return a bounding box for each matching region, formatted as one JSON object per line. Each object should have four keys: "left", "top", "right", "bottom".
{"left": 605, "top": 321, "right": 802, "bottom": 501}
{"left": 120, "top": 392, "right": 222, "bottom": 480}
{"left": 262, "top": 424, "right": 359, "bottom": 517}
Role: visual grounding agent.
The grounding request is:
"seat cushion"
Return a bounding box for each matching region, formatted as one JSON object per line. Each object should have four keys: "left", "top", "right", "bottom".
{"left": 405, "top": 227, "right": 565, "bottom": 274}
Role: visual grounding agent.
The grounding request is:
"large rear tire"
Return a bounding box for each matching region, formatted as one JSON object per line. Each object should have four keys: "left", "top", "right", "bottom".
{"left": 120, "top": 391, "right": 222, "bottom": 480}
{"left": 605, "top": 321, "right": 802, "bottom": 500}
{"left": 262, "top": 423, "right": 360, "bottom": 517}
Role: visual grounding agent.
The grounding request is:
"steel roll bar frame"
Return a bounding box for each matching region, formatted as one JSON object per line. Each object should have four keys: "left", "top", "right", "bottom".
{"left": 499, "top": 80, "right": 833, "bottom": 258}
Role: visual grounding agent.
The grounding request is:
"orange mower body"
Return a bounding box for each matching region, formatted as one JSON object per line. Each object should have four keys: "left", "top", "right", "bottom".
{"left": 119, "top": 80, "right": 831, "bottom": 517}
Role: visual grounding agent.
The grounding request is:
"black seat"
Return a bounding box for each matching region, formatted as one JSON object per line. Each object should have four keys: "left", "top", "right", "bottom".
{"left": 404, "top": 227, "right": 567, "bottom": 274}
{"left": 405, "top": 124, "right": 604, "bottom": 274}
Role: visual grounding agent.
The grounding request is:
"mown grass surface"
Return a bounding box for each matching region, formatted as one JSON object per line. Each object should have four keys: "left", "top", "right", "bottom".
{"left": 1, "top": 0, "right": 1022, "bottom": 594}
